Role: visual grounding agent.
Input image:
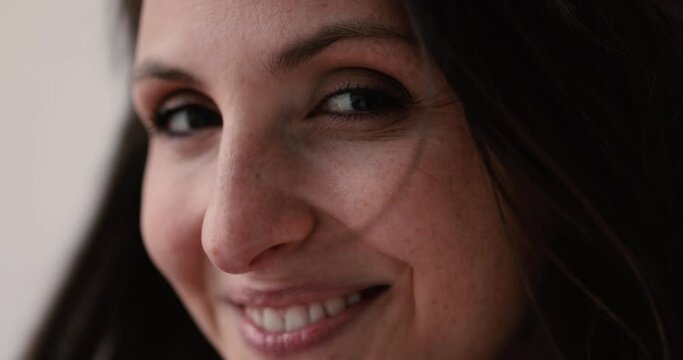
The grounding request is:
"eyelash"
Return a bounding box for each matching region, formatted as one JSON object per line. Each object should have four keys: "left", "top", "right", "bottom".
{"left": 149, "top": 81, "right": 413, "bottom": 137}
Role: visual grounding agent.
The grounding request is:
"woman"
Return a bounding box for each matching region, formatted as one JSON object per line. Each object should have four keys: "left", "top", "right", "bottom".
{"left": 27, "top": 0, "right": 682, "bottom": 359}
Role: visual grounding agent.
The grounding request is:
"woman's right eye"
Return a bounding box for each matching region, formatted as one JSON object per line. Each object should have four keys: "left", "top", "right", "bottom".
{"left": 153, "top": 104, "right": 223, "bottom": 137}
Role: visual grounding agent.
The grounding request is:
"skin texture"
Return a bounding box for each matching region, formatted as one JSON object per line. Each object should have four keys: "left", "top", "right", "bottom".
{"left": 133, "top": 0, "right": 529, "bottom": 358}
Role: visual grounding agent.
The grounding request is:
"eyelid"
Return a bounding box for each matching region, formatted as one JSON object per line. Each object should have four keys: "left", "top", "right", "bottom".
{"left": 318, "top": 67, "right": 415, "bottom": 99}
{"left": 154, "top": 90, "right": 218, "bottom": 115}
{"left": 309, "top": 68, "right": 415, "bottom": 118}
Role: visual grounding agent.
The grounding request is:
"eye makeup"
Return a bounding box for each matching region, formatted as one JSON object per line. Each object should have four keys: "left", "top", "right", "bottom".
{"left": 148, "top": 91, "right": 221, "bottom": 137}
{"left": 304, "top": 67, "right": 418, "bottom": 136}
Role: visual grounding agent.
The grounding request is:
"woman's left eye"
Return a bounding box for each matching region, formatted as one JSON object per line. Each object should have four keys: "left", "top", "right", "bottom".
{"left": 318, "top": 88, "right": 408, "bottom": 116}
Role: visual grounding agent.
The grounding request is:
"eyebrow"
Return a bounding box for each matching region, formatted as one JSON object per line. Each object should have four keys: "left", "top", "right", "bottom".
{"left": 133, "top": 61, "right": 201, "bottom": 85}
{"left": 133, "top": 21, "right": 413, "bottom": 85}
{"left": 269, "top": 21, "right": 413, "bottom": 74}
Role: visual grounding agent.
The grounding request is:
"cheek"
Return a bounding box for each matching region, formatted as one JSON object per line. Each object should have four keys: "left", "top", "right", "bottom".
{"left": 387, "top": 167, "right": 525, "bottom": 355}
{"left": 338, "top": 121, "right": 527, "bottom": 353}
{"left": 140, "top": 147, "right": 213, "bottom": 294}
{"left": 365, "top": 140, "right": 512, "bottom": 285}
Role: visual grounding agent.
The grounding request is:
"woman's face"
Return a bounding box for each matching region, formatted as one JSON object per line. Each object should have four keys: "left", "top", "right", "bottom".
{"left": 134, "top": 0, "right": 528, "bottom": 358}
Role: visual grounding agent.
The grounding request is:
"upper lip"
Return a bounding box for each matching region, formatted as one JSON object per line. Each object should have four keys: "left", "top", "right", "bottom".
{"left": 224, "top": 283, "right": 384, "bottom": 308}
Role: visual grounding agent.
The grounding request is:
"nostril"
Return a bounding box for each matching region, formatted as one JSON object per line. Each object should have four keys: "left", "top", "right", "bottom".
{"left": 270, "top": 244, "right": 286, "bottom": 252}
{"left": 247, "top": 242, "right": 295, "bottom": 269}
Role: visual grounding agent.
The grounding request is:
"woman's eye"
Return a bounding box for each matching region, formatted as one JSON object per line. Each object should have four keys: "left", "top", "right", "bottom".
{"left": 318, "top": 88, "right": 408, "bottom": 117}
{"left": 153, "top": 104, "right": 222, "bottom": 137}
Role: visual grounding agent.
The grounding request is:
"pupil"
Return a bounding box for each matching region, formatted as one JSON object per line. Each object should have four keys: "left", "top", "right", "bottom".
{"left": 352, "top": 97, "right": 368, "bottom": 111}
{"left": 189, "top": 111, "right": 205, "bottom": 127}
{"left": 186, "top": 107, "right": 219, "bottom": 128}
{"left": 351, "top": 93, "right": 374, "bottom": 111}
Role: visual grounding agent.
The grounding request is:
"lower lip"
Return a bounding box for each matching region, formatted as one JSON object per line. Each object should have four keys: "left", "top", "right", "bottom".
{"left": 238, "top": 292, "right": 383, "bottom": 356}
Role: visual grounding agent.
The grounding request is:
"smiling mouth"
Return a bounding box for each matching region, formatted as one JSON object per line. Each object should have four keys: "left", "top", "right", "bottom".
{"left": 237, "top": 285, "right": 389, "bottom": 355}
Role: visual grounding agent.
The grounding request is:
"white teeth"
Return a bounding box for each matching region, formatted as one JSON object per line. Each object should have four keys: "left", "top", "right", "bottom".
{"left": 308, "top": 302, "right": 326, "bottom": 324}
{"left": 346, "top": 292, "right": 361, "bottom": 306}
{"left": 246, "top": 307, "right": 263, "bottom": 327}
{"left": 246, "top": 291, "right": 363, "bottom": 333}
{"left": 284, "top": 306, "right": 308, "bottom": 332}
{"left": 324, "top": 297, "right": 347, "bottom": 317}
{"left": 263, "top": 308, "right": 284, "bottom": 332}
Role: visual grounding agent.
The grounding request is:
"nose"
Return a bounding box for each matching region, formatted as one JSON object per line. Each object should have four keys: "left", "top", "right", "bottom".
{"left": 201, "top": 114, "right": 316, "bottom": 274}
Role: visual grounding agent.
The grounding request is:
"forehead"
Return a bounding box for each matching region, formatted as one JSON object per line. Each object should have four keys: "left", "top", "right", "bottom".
{"left": 136, "top": 0, "right": 409, "bottom": 65}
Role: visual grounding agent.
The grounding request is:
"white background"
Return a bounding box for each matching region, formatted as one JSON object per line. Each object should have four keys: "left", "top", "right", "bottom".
{"left": 0, "top": 1, "right": 129, "bottom": 358}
